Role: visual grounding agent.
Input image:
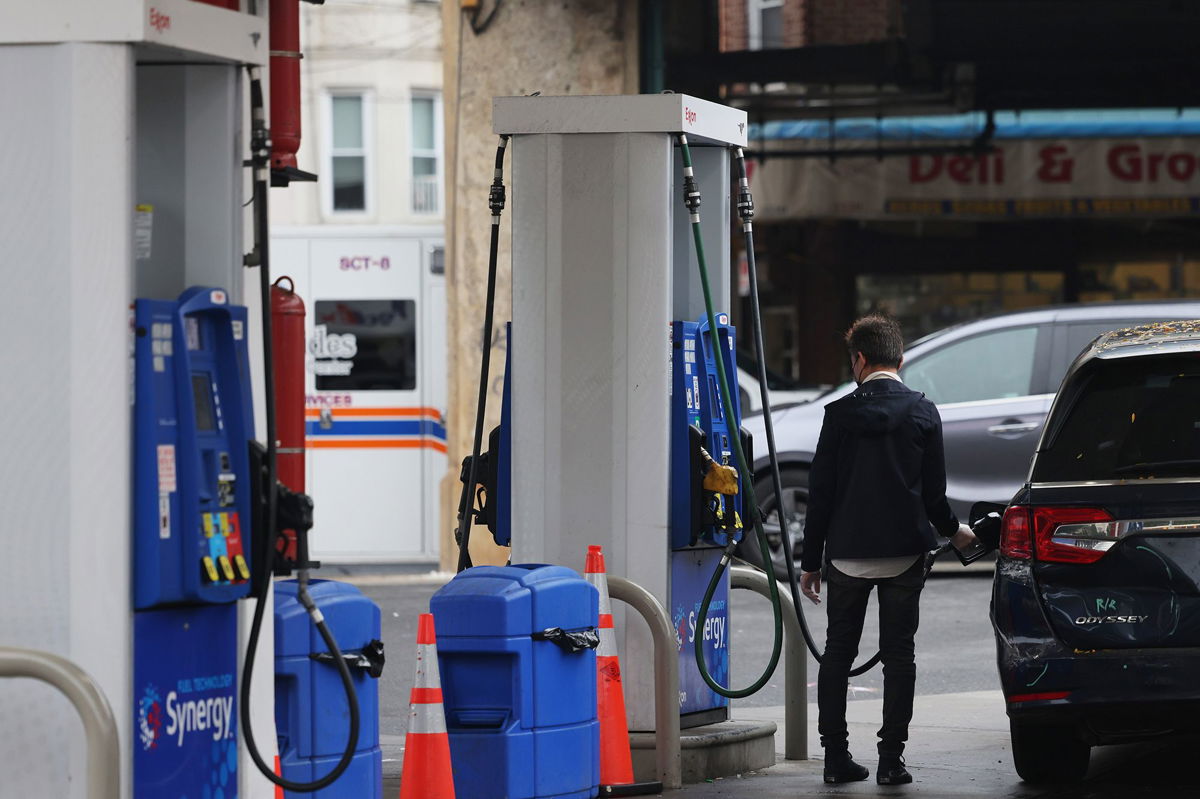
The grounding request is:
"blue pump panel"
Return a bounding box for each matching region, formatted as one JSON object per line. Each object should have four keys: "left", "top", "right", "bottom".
{"left": 134, "top": 287, "right": 256, "bottom": 608}
{"left": 275, "top": 580, "right": 382, "bottom": 798}
{"left": 670, "top": 314, "right": 745, "bottom": 550}
{"left": 671, "top": 549, "right": 730, "bottom": 718}
{"left": 133, "top": 604, "right": 239, "bottom": 799}
{"left": 431, "top": 565, "right": 599, "bottom": 799}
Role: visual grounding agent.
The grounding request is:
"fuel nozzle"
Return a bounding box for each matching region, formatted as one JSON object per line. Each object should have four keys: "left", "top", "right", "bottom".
{"left": 275, "top": 483, "right": 320, "bottom": 574}
{"left": 699, "top": 446, "right": 739, "bottom": 496}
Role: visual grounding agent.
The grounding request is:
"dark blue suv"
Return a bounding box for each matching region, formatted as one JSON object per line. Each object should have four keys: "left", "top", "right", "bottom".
{"left": 987, "top": 320, "right": 1200, "bottom": 783}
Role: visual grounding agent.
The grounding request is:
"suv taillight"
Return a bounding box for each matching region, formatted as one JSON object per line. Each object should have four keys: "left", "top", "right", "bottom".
{"left": 999, "top": 506, "right": 1032, "bottom": 559}
{"left": 1031, "top": 507, "right": 1115, "bottom": 564}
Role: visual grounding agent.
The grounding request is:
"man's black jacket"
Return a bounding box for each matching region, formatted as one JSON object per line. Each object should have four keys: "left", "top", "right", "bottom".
{"left": 799, "top": 377, "right": 959, "bottom": 573}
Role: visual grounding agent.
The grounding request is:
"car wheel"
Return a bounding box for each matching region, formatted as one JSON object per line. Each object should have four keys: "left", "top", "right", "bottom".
{"left": 738, "top": 467, "right": 808, "bottom": 582}
{"left": 1009, "top": 719, "right": 1089, "bottom": 783}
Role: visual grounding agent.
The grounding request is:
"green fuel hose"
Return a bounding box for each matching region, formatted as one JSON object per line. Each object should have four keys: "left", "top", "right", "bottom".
{"left": 678, "top": 135, "right": 784, "bottom": 698}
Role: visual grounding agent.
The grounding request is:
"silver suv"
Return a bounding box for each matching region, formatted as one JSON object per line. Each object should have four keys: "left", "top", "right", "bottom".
{"left": 740, "top": 300, "right": 1200, "bottom": 577}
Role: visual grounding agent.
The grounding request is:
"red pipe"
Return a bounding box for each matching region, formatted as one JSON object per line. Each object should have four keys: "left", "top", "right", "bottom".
{"left": 269, "top": 0, "right": 302, "bottom": 170}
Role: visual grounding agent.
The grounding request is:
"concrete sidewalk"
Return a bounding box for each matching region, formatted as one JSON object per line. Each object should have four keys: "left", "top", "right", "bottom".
{"left": 663, "top": 690, "right": 1196, "bottom": 798}
{"left": 663, "top": 690, "right": 1018, "bottom": 797}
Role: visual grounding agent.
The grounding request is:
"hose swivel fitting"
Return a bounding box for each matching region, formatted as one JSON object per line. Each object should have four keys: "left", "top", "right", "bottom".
{"left": 736, "top": 185, "right": 754, "bottom": 223}
{"left": 682, "top": 175, "right": 701, "bottom": 214}
{"left": 488, "top": 180, "right": 506, "bottom": 216}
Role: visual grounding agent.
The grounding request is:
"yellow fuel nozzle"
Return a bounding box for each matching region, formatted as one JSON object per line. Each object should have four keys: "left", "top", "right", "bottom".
{"left": 699, "top": 446, "right": 739, "bottom": 495}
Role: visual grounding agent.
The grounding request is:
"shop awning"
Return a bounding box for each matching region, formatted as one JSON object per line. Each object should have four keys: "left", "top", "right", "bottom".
{"left": 749, "top": 110, "right": 1200, "bottom": 222}
{"left": 752, "top": 110, "right": 1200, "bottom": 145}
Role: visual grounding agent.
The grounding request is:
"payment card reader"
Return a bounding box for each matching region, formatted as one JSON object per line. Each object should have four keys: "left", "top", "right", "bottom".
{"left": 134, "top": 287, "right": 255, "bottom": 609}
{"left": 670, "top": 313, "right": 747, "bottom": 550}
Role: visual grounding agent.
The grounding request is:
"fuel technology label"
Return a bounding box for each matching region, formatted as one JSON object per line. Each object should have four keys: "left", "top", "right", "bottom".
{"left": 672, "top": 549, "right": 731, "bottom": 717}
{"left": 134, "top": 604, "right": 239, "bottom": 798}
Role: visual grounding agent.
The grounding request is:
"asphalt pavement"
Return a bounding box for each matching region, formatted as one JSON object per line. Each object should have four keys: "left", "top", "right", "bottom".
{"left": 354, "top": 564, "right": 999, "bottom": 738}
{"left": 341, "top": 566, "right": 1196, "bottom": 797}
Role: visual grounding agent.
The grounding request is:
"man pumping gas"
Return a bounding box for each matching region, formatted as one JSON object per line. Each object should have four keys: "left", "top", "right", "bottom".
{"left": 798, "top": 314, "right": 978, "bottom": 786}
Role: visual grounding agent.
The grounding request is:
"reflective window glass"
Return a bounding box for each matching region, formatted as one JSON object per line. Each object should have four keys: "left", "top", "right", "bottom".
{"left": 312, "top": 300, "right": 417, "bottom": 391}
{"left": 901, "top": 327, "right": 1038, "bottom": 404}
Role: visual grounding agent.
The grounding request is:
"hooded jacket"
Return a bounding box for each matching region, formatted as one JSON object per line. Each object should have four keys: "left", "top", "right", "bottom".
{"left": 799, "top": 377, "right": 958, "bottom": 573}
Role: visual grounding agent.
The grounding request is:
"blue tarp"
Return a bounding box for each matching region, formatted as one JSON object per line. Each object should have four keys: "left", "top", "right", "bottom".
{"left": 751, "top": 110, "right": 1200, "bottom": 143}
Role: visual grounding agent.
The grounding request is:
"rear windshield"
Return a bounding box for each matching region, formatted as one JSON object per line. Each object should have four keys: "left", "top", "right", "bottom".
{"left": 1034, "top": 353, "right": 1200, "bottom": 482}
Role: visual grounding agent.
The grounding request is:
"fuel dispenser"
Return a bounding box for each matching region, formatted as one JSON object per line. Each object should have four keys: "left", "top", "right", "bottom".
{"left": 668, "top": 313, "right": 749, "bottom": 722}
{"left": 131, "top": 67, "right": 369, "bottom": 797}
{"left": 454, "top": 96, "right": 786, "bottom": 736}
{"left": 132, "top": 286, "right": 255, "bottom": 795}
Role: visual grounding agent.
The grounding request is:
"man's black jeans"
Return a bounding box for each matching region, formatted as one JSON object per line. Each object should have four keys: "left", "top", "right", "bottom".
{"left": 817, "top": 557, "right": 925, "bottom": 758}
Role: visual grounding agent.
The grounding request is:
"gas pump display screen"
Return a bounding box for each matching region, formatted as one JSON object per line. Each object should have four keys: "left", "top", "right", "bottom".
{"left": 192, "top": 373, "right": 216, "bottom": 432}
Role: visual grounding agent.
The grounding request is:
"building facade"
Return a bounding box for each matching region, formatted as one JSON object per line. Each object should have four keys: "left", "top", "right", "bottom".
{"left": 271, "top": 0, "right": 444, "bottom": 227}
{"left": 271, "top": 0, "right": 448, "bottom": 563}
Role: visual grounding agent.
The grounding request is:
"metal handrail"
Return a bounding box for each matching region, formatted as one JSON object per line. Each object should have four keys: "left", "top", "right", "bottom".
{"left": 730, "top": 565, "right": 808, "bottom": 760}
{"left": 606, "top": 575, "right": 683, "bottom": 790}
{"left": 0, "top": 647, "right": 120, "bottom": 799}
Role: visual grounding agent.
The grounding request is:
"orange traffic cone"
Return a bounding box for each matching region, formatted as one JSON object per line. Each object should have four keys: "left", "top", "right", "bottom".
{"left": 399, "top": 614, "right": 455, "bottom": 799}
{"left": 585, "top": 546, "right": 663, "bottom": 796}
{"left": 274, "top": 756, "right": 284, "bottom": 799}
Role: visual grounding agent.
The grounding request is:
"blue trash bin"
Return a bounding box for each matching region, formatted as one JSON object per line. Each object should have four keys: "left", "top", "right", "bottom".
{"left": 430, "top": 564, "right": 600, "bottom": 799}
{"left": 275, "top": 579, "right": 383, "bottom": 798}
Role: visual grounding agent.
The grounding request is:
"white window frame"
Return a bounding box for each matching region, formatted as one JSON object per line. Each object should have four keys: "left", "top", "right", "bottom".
{"left": 322, "top": 89, "right": 375, "bottom": 218}
{"left": 747, "top": 0, "right": 785, "bottom": 51}
{"left": 409, "top": 90, "right": 444, "bottom": 216}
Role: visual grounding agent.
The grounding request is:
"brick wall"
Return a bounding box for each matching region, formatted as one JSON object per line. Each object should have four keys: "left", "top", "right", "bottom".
{"left": 721, "top": 0, "right": 895, "bottom": 51}
{"left": 782, "top": 0, "right": 806, "bottom": 47}
{"left": 720, "top": 0, "right": 749, "bottom": 51}
{"left": 808, "top": 0, "right": 894, "bottom": 45}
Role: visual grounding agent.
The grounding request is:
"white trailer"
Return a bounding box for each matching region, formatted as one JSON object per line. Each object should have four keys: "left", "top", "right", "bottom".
{"left": 271, "top": 226, "right": 446, "bottom": 563}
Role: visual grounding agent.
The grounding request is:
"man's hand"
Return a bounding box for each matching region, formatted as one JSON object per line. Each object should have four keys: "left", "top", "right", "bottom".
{"left": 951, "top": 522, "right": 978, "bottom": 551}
{"left": 800, "top": 570, "right": 822, "bottom": 604}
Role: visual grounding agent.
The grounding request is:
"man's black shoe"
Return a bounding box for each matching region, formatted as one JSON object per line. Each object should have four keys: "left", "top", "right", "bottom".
{"left": 877, "top": 756, "right": 912, "bottom": 785}
{"left": 823, "top": 753, "right": 870, "bottom": 784}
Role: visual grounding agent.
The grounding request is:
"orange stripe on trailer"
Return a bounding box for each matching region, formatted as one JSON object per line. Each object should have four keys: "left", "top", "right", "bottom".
{"left": 410, "top": 687, "right": 444, "bottom": 704}
{"left": 305, "top": 406, "right": 443, "bottom": 420}
{"left": 305, "top": 438, "right": 448, "bottom": 453}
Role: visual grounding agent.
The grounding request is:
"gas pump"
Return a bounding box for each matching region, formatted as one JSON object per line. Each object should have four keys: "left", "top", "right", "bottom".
{"left": 668, "top": 312, "right": 750, "bottom": 722}
{"left": 132, "top": 287, "right": 256, "bottom": 796}
{"left": 130, "top": 66, "right": 366, "bottom": 797}
{"left": 455, "top": 99, "right": 786, "bottom": 736}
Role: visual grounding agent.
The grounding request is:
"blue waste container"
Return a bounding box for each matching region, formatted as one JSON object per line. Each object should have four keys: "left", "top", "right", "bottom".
{"left": 431, "top": 564, "right": 600, "bottom": 799}
{"left": 275, "top": 579, "right": 384, "bottom": 798}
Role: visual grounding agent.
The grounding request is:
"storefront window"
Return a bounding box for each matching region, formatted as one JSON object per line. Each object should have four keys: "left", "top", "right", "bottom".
{"left": 1079, "top": 261, "right": 1175, "bottom": 301}
{"left": 857, "top": 271, "right": 1064, "bottom": 343}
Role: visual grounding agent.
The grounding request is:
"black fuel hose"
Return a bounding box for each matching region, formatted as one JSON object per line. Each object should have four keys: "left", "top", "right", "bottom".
{"left": 455, "top": 135, "right": 510, "bottom": 572}
{"left": 731, "top": 148, "right": 882, "bottom": 678}
{"left": 240, "top": 65, "right": 361, "bottom": 792}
